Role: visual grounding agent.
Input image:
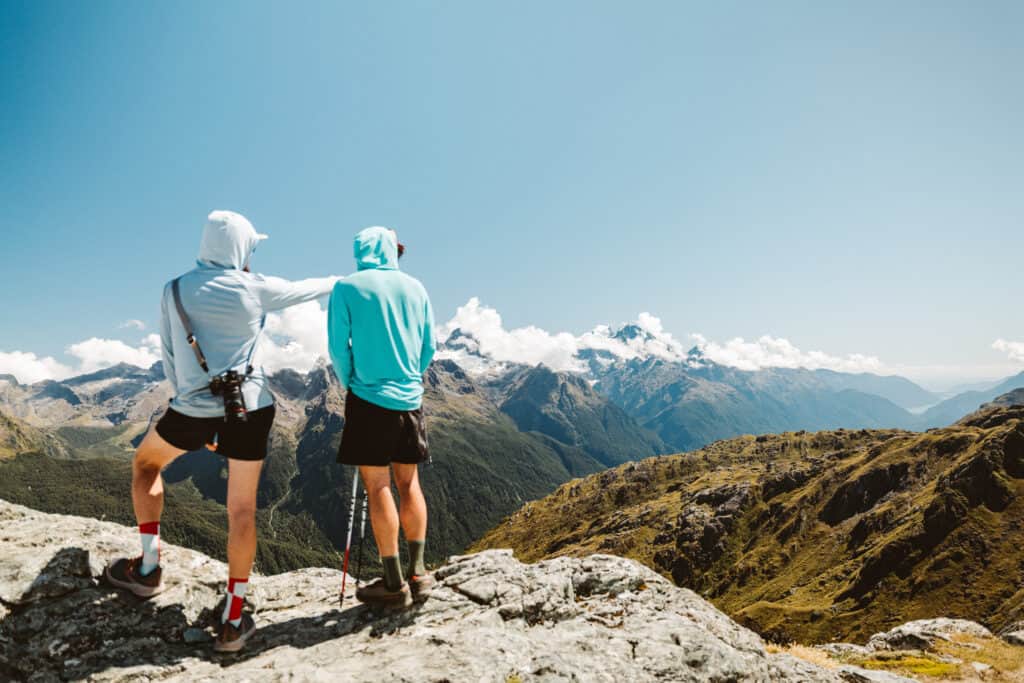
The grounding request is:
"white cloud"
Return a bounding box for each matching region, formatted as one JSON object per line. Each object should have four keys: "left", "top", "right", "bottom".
{"left": 260, "top": 301, "right": 329, "bottom": 374}
{"left": 0, "top": 351, "right": 73, "bottom": 385}
{"left": 0, "top": 302, "right": 334, "bottom": 384}
{"left": 119, "top": 319, "right": 147, "bottom": 331}
{"left": 436, "top": 297, "right": 585, "bottom": 373}
{"left": 993, "top": 339, "right": 1024, "bottom": 364}
{"left": 4, "top": 299, "right": 1013, "bottom": 390}
{"left": 434, "top": 300, "right": 686, "bottom": 373}
{"left": 435, "top": 298, "right": 889, "bottom": 377}
{"left": 689, "top": 334, "right": 886, "bottom": 374}
{"left": 66, "top": 334, "right": 162, "bottom": 374}
{"left": 0, "top": 335, "right": 163, "bottom": 384}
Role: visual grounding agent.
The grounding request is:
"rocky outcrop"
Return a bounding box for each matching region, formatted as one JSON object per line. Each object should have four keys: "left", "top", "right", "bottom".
{"left": 0, "top": 500, "right": 839, "bottom": 682}
{"left": 805, "top": 619, "right": 1023, "bottom": 681}
{"left": 866, "top": 619, "right": 993, "bottom": 651}
{"left": 1000, "top": 621, "right": 1024, "bottom": 646}
{"left": 653, "top": 483, "right": 756, "bottom": 587}
{"left": 819, "top": 462, "right": 909, "bottom": 525}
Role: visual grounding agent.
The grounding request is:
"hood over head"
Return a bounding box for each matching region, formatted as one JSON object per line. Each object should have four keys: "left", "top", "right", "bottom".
{"left": 197, "top": 210, "right": 268, "bottom": 270}
{"left": 354, "top": 226, "right": 400, "bottom": 271}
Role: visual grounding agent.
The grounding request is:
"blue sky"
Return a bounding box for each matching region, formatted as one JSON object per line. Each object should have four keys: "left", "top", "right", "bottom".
{"left": 1, "top": 1, "right": 1022, "bottom": 389}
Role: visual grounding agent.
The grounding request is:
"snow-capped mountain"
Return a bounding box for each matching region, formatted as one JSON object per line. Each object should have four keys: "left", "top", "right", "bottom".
{"left": 435, "top": 327, "right": 529, "bottom": 380}
{"left": 436, "top": 317, "right": 693, "bottom": 382}
{"left": 435, "top": 319, "right": 962, "bottom": 451}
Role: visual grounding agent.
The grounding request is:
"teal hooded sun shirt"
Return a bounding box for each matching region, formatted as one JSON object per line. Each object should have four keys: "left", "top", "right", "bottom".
{"left": 327, "top": 227, "right": 436, "bottom": 411}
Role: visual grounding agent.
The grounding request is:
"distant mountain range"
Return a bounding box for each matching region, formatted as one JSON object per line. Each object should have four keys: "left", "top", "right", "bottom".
{"left": 0, "top": 358, "right": 663, "bottom": 571}
{"left": 2, "top": 320, "right": 1023, "bottom": 573}
{"left": 438, "top": 321, "right": 1024, "bottom": 450}
{"left": 919, "top": 372, "right": 1024, "bottom": 427}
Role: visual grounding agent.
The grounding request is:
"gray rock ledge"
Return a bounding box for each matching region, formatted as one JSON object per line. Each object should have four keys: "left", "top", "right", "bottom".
{"left": 0, "top": 499, "right": 842, "bottom": 682}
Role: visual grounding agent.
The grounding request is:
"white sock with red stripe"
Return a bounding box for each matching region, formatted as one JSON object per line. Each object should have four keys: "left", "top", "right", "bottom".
{"left": 222, "top": 578, "right": 248, "bottom": 627}
{"left": 139, "top": 522, "right": 160, "bottom": 576}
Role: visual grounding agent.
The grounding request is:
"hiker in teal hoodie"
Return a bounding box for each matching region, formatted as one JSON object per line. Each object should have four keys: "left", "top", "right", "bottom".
{"left": 328, "top": 226, "right": 436, "bottom": 607}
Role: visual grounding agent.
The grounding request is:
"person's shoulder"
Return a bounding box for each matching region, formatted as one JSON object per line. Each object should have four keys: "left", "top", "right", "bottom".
{"left": 330, "top": 273, "right": 364, "bottom": 300}
{"left": 398, "top": 271, "right": 428, "bottom": 295}
{"left": 162, "top": 267, "right": 199, "bottom": 293}
{"left": 240, "top": 271, "right": 295, "bottom": 293}
{"left": 333, "top": 273, "right": 361, "bottom": 289}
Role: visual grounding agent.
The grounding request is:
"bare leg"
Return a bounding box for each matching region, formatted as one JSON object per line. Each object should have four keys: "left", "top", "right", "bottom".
{"left": 392, "top": 463, "right": 427, "bottom": 542}
{"left": 131, "top": 425, "right": 187, "bottom": 525}
{"left": 359, "top": 465, "right": 399, "bottom": 557}
{"left": 226, "top": 458, "right": 264, "bottom": 579}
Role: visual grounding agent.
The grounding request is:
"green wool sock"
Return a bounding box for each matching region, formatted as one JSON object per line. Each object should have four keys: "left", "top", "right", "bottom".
{"left": 382, "top": 555, "right": 404, "bottom": 591}
{"left": 407, "top": 539, "right": 427, "bottom": 577}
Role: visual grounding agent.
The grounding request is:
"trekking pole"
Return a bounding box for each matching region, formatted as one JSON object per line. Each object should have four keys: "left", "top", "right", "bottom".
{"left": 354, "top": 487, "right": 369, "bottom": 591}
{"left": 340, "top": 471, "right": 360, "bottom": 607}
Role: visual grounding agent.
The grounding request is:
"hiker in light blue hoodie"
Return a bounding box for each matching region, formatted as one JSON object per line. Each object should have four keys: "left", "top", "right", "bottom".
{"left": 328, "top": 226, "right": 436, "bottom": 607}
{"left": 105, "top": 210, "right": 341, "bottom": 653}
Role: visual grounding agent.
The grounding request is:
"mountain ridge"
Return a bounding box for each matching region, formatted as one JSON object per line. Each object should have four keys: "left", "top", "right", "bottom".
{"left": 4, "top": 353, "right": 1023, "bottom": 577}
{"left": 474, "top": 397, "right": 1024, "bottom": 644}
{"left": 922, "top": 372, "right": 1024, "bottom": 428}
{"left": 0, "top": 359, "right": 631, "bottom": 570}
{"left": 497, "top": 364, "right": 668, "bottom": 467}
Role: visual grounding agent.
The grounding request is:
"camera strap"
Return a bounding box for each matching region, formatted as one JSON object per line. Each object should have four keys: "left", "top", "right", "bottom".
{"left": 171, "top": 278, "right": 211, "bottom": 374}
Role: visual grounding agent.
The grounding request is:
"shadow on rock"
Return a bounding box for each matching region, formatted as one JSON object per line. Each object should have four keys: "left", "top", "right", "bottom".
{"left": 0, "top": 547, "right": 407, "bottom": 681}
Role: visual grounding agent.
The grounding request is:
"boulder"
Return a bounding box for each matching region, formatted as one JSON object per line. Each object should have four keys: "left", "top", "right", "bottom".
{"left": 866, "top": 618, "right": 992, "bottom": 651}
{"left": 816, "top": 643, "right": 872, "bottom": 657}
{"left": 837, "top": 667, "right": 916, "bottom": 683}
{"left": 1003, "top": 630, "right": 1024, "bottom": 646}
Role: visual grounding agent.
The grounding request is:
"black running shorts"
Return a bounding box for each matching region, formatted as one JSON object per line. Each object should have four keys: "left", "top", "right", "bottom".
{"left": 155, "top": 404, "right": 276, "bottom": 461}
{"left": 337, "top": 391, "right": 429, "bottom": 467}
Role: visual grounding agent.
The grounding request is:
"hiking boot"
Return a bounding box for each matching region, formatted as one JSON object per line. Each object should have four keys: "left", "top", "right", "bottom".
{"left": 214, "top": 613, "right": 255, "bottom": 653}
{"left": 104, "top": 557, "right": 165, "bottom": 598}
{"left": 409, "top": 573, "right": 436, "bottom": 600}
{"left": 355, "top": 578, "right": 413, "bottom": 608}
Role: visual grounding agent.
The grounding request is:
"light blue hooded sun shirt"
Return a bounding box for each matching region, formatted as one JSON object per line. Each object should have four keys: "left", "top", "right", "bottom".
{"left": 160, "top": 211, "right": 340, "bottom": 418}
{"left": 327, "top": 227, "right": 436, "bottom": 411}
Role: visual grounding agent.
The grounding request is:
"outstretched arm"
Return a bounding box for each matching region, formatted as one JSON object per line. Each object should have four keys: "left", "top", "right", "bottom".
{"left": 159, "top": 285, "right": 178, "bottom": 394}
{"left": 255, "top": 275, "right": 341, "bottom": 313}
{"left": 419, "top": 294, "right": 436, "bottom": 375}
{"left": 327, "top": 283, "right": 353, "bottom": 390}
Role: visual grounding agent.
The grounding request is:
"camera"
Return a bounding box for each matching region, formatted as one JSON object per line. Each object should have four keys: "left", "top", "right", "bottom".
{"left": 209, "top": 369, "right": 248, "bottom": 422}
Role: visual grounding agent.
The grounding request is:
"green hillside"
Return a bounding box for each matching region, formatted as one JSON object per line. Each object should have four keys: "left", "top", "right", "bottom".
{"left": 276, "top": 361, "right": 605, "bottom": 568}
{"left": 0, "top": 361, "right": 620, "bottom": 574}
{"left": 475, "top": 403, "right": 1024, "bottom": 643}
{"left": 0, "top": 452, "right": 338, "bottom": 574}
{"left": 499, "top": 365, "right": 667, "bottom": 467}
